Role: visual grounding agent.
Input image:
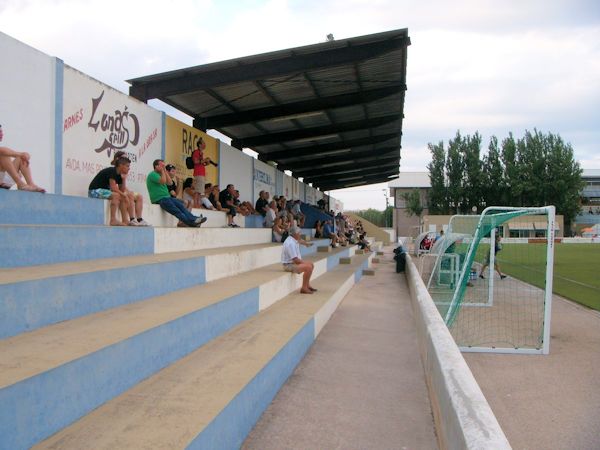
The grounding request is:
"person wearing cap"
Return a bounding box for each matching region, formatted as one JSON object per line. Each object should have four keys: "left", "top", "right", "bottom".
{"left": 147, "top": 159, "right": 207, "bottom": 227}
{"left": 281, "top": 226, "right": 317, "bottom": 295}
{"left": 109, "top": 151, "right": 150, "bottom": 226}
{"left": 89, "top": 156, "right": 137, "bottom": 226}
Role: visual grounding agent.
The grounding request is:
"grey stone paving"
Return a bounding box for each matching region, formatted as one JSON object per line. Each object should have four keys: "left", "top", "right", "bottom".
{"left": 243, "top": 253, "right": 438, "bottom": 450}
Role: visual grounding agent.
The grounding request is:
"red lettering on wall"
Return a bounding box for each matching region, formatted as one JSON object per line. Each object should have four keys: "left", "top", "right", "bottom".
{"left": 63, "top": 108, "right": 84, "bottom": 132}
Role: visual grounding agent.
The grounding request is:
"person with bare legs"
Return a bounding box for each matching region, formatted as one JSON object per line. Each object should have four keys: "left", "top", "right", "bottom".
{"left": 479, "top": 233, "right": 507, "bottom": 280}
{"left": 0, "top": 125, "right": 45, "bottom": 192}
{"left": 281, "top": 226, "right": 317, "bottom": 294}
{"left": 88, "top": 157, "right": 133, "bottom": 226}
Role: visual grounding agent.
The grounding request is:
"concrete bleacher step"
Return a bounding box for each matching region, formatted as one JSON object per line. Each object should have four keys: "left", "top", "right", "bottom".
{"left": 31, "top": 253, "right": 372, "bottom": 450}
{"left": 0, "top": 246, "right": 364, "bottom": 450}
{"left": 0, "top": 190, "right": 104, "bottom": 225}
{"left": 0, "top": 224, "right": 156, "bottom": 268}
{"left": 0, "top": 224, "right": 281, "bottom": 268}
{"left": 0, "top": 242, "right": 286, "bottom": 339}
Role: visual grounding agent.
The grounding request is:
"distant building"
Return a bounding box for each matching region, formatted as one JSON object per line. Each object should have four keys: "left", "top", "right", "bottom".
{"left": 575, "top": 169, "right": 600, "bottom": 232}
{"left": 388, "top": 172, "right": 430, "bottom": 238}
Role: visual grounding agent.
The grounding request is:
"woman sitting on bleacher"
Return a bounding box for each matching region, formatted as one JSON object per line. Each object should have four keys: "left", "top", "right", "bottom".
{"left": 272, "top": 215, "right": 290, "bottom": 243}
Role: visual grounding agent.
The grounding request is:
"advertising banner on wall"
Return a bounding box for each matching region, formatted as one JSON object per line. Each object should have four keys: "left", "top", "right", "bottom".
{"left": 253, "top": 159, "right": 276, "bottom": 202}
{"left": 164, "top": 117, "right": 218, "bottom": 190}
{"left": 62, "top": 66, "right": 162, "bottom": 200}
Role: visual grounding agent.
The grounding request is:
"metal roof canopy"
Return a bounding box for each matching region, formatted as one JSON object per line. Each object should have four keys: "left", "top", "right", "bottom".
{"left": 128, "top": 28, "right": 410, "bottom": 191}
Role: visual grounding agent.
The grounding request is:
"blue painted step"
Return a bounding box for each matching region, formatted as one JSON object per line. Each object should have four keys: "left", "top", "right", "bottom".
{"left": 0, "top": 249, "right": 360, "bottom": 450}
{"left": 0, "top": 225, "right": 154, "bottom": 268}
{"left": 0, "top": 189, "right": 105, "bottom": 225}
{"left": 0, "top": 254, "right": 206, "bottom": 339}
{"left": 0, "top": 287, "right": 260, "bottom": 450}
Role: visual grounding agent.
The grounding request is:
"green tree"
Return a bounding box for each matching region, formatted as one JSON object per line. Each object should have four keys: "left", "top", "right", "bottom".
{"left": 482, "top": 136, "right": 504, "bottom": 208}
{"left": 540, "top": 131, "right": 584, "bottom": 233}
{"left": 354, "top": 208, "right": 385, "bottom": 227}
{"left": 500, "top": 133, "right": 522, "bottom": 206}
{"left": 402, "top": 189, "right": 424, "bottom": 218}
{"left": 446, "top": 131, "right": 465, "bottom": 214}
{"left": 427, "top": 142, "right": 448, "bottom": 214}
{"left": 462, "top": 132, "right": 484, "bottom": 212}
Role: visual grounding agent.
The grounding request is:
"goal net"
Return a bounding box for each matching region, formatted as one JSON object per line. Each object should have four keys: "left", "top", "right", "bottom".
{"left": 425, "top": 206, "right": 556, "bottom": 354}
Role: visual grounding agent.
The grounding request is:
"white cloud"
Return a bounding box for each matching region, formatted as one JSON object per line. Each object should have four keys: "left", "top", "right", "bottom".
{"left": 1, "top": 0, "right": 599, "bottom": 210}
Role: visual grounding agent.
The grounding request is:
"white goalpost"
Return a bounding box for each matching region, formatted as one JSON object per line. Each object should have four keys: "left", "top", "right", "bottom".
{"left": 424, "top": 206, "right": 556, "bottom": 355}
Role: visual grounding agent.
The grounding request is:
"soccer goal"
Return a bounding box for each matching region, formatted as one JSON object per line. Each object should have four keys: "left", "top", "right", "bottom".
{"left": 426, "top": 206, "right": 556, "bottom": 354}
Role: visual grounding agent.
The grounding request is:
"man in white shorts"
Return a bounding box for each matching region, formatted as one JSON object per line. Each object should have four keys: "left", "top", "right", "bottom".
{"left": 281, "top": 226, "right": 317, "bottom": 294}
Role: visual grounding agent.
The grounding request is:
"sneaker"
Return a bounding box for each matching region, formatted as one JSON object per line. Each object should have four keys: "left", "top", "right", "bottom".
{"left": 128, "top": 219, "right": 140, "bottom": 226}
{"left": 194, "top": 216, "right": 208, "bottom": 226}
{"left": 231, "top": 223, "right": 240, "bottom": 228}
{"left": 500, "top": 275, "right": 507, "bottom": 279}
{"left": 479, "top": 274, "right": 485, "bottom": 279}
{"left": 137, "top": 218, "right": 151, "bottom": 227}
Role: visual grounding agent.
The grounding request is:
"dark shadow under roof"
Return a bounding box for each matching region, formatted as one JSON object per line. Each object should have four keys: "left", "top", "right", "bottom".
{"left": 128, "top": 29, "right": 410, "bottom": 191}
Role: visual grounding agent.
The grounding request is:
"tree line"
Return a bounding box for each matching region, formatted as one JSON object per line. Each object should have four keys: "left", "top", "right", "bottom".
{"left": 426, "top": 129, "right": 584, "bottom": 231}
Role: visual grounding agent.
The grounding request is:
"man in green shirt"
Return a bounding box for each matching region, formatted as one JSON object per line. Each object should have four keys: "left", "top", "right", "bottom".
{"left": 146, "top": 159, "right": 207, "bottom": 227}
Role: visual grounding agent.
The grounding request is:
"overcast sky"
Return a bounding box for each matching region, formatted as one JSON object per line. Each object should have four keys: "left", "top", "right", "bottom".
{"left": 2, "top": 0, "right": 599, "bottom": 210}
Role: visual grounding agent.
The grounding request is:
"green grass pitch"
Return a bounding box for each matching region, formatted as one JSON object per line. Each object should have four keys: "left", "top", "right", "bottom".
{"left": 497, "top": 243, "right": 600, "bottom": 311}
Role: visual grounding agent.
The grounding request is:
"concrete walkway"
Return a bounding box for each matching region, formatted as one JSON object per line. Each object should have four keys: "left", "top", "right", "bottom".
{"left": 464, "top": 294, "right": 600, "bottom": 450}
{"left": 243, "top": 252, "right": 438, "bottom": 450}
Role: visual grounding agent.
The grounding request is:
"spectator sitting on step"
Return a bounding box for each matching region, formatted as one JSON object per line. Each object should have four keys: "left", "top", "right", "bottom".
{"left": 182, "top": 177, "right": 196, "bottom": 210}
{"left": 146, "top": 159, "right": 207, "bottom": 227}
{"left": 0, "top": 126, "right": 45, "bottom": 192}
{"left": 358, "top": 233, "right": 371, "bottom": 252}
{"left": 314, "top": 220, "right": 323, "bottom": 238}
{"left": 89, "top": 156, "right": 147, "bottom": 226}
{"left": 337, "top": 229, "right": 348, "bottom": 247}
{"left": 323, "top": 219, "right": 339, "bottom": 248}
{"left": 272, "top": 215, "right": 290, "bottom": 243}
{"left": 281, "top": 226, "right": 316, "bottom": 295}
{"left": 291, "top": 200, "right": 305, "bottom": 227}
{"left": 219, "top": 184, "right": 239, "bottom": 227}
{"left": 277, "top": 196, "right": 287, "bottom": 217}
{"left": 264, "top": 200, "right": 277, "bottom": 228}
{"left": 200, "top": 183, "right": 216, "bottom": 210}
{"left": 255, "top": 190, "right": 270, "bottom": 217}
{"left": 109, "top": 151, "right": 150, "bottom": 226}
{"left": 208, "top": 185, "right": 222, "bottom": 210}
{"left": 233, "top": 190, "right": 252, "bottom": 216}
{"left": 165, "top": 164, "right": 183, "bottom": 200}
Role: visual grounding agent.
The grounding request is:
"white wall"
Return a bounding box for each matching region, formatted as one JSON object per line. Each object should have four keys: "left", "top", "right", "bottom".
{"left": 0, "top": 32, "right": 56, "bottom": 192}
{"left": 62, "top": 66, "right": 162, "bottom": 202}
{"left": 404, "top": 256, "right": 511, "bottom": 450}
{"left": 219, "top": 141, "right": 253, "bottom": 203}
{"left": 305, "top": 185, "right": 316, "bottom": 205}
{"left": 253, "top": 159, "right": 276, "bottom": 203}
{"left": 283, "top": 174, "right": 293, "bottom": 199}
{"left": 292, "top": 177, "right": 300, "bottom": 200}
